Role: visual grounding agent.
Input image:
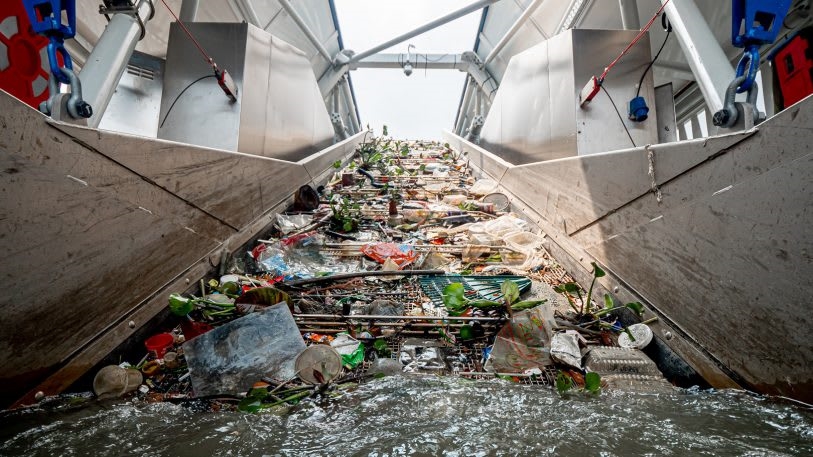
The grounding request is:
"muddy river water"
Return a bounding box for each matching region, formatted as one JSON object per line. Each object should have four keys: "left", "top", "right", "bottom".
{"left": 2, "top": 377, "right": 812, "bottom": 456}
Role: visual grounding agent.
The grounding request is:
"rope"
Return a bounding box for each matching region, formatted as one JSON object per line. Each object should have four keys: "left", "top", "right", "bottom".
{"left": 599, "top": 0, "right": 671, "bottom": 82}
{"left": 159, "top": 0, "right": 215, "bottom": 67}
{"left": 646, "top": 145, "right": 663, "bottom": 203}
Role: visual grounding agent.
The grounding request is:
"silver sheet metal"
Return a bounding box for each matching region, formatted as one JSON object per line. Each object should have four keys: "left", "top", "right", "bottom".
{"left": 479, "top": 29, "right": 658, "bottom": 164}
{"left": 157, "top": 22, "right": 333, "bottom": 161}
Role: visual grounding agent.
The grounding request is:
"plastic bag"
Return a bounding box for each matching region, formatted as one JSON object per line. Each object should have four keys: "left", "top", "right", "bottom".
{"left": 276, "top": 214, "right": 312, "bottom": 235}
{"left": 361, "top": 243, "right": 418, "bottom": 267}
{"left": 469, "top": 178, "right": 498, "bottom": 196}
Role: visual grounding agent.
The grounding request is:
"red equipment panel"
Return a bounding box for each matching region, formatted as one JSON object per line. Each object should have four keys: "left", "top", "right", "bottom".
{"left": 774, "top": 32, "right": 813, "bottom": 109}
{"left": 0, "top": 0, "right": 58, "bottom": 108}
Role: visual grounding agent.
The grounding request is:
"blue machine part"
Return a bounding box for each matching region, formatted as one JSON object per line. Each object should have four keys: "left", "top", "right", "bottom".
{"left": 730, "top": 0, "right": 793, "bottom": 92}
{"left": 628, "top": 96, "right": 650, "bottom": 122}
{"left": 21, "top": 0, "right": 76, "bottom": 84}
{"left": 732, "top": 0, "right": 793, "bottom": 48}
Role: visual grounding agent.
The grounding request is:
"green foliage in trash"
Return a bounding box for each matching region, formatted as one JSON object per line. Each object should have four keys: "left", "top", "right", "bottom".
{"left": 168, "top": 293, "right": 238, "bottom": 317}
{"left": 329, "top": 195, "right": 363, "bottom": 232}
{"left": 553, "top": 262, "right": 605, "bottom": 316}
{"left": 332, "top": 160, "right": 342, "bottom": 169}
{"left": 169, "top": 293, "right": 195, "bottom": 316}
{"left": 441, "top": 280, "right": 546, "bottom": 316}
{"left": 373, "top": 339, "right": 391, "bottom": 357}
{"left": 584, "top": 372, "right": 601, "bottom": 393}
{"left": 556, "top": 371, "right": 601, "bottom": 395}
{"left": 593, "top": 294, "right": 644, "bottom": 318}
{"left": 556, "top": 371, "right": 575, "bottom": 393}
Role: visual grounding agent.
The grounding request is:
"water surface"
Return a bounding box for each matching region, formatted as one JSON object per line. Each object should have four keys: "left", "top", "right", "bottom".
{"left": 2, "top": 377, "right": 812, "bottom": 456}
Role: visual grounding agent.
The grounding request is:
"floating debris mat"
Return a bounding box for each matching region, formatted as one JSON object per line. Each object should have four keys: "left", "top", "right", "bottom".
{"left": 419, "top": 275, "right": 532, "bottom": 305}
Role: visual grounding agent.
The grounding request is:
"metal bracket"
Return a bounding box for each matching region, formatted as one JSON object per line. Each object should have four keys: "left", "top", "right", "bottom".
{"left": 40, "top": 67, "right": 92, "bottom": 119}
{"left": 712, "top": 75, "right": 764, "bottom": 129}
{"left": 99, "top": 0, "right": 154, "bottom": 40}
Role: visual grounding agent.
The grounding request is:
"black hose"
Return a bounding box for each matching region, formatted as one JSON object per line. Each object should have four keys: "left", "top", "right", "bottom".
{"left": 356, "top": 168, "right": 385, "bottom": 188}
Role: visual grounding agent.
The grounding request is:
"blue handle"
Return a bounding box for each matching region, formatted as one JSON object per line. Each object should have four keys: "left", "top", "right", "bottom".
{"left": 734, "top": 46, "right": 759, "bottom": 93}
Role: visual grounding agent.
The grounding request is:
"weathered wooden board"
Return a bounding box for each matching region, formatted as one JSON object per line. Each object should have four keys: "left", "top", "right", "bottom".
{"left": 50, "top": 124, "right": 314, "bottom": 230}
{"left": 0, "top": 89, "right": 364, "bottom": 407}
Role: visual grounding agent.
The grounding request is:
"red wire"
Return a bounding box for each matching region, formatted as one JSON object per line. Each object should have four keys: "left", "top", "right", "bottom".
{"left": 159, "top": 0, "right": 215, "bottom": 67}
{"left": 599, "top": 0, "right": 671, "bottom": 82}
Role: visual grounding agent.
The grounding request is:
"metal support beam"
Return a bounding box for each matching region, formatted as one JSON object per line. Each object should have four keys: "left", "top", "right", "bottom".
{"left": 484, "top": 0, "right": 545, "bottom": 66}
{"left": 234, "top": 0, "right": 261, "bottom": 26}
{"left": 79, "top": 0, "right": 154, "bottom": 128}
{"left": 339, "top": 76, "right": 360, "bottom": 134}
{"left": 618, "top": 0, "right": 640, "bottom": 30}
{"left": 355, "top": 53, "right": 467, "bottom": 70}
{"left": 661, "top": 0, "right": 734, "bottom": 114}
{"left": 455, "top": 76, "right": 475, "bottom": 134}
{"left": 179, "top": 0, "right": 199, "bottom": 22}
{"left": 349, "top": 0, "right": 501, "bottom": 63}
{"left": 555, "top": 0, "right": 594, "bottom": 34}
{"left": 278, "top": 0, "right": 333, "bottom": 63}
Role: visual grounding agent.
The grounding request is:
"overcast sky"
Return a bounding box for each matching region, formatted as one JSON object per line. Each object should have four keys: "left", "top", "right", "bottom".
{"left": 334, "top": 0, "right": 481, "bottom": 140}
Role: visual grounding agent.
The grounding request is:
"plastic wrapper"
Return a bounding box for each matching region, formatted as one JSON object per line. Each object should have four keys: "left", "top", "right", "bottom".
{"left": 484, "top": 306, "right": 557, "bottom": 372}
{"left": 360, "top": 243, "right": 418, "bottom": 267}
{"left": 275, "top": 213, "right": 312, "bottom": 235}
{"left": 550, "top": 332, "right": 583, "bottom": 369}
{"left": 483, "top": 215, "right": 528, "bottom": 238}
{"left": 469, "top": 178, "right": 498, "bottom": 196}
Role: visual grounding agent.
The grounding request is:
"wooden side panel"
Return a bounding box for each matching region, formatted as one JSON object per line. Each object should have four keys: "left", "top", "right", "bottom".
{"left": 49, "top": 124, "right": 313, "bottom": 230}
{"left": 449, "top": 97, "right": 813, "bottom": 402}
{"left": 0, "top": 89, "right": 360, "bottom": 407}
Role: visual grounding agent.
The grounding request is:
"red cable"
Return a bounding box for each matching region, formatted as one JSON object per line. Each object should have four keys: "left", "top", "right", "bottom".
{"left": 159, "top": 0, "right": 215, "bottom": 67}
{"left": 599, "top": 0, "right": 671, "bottom": 82}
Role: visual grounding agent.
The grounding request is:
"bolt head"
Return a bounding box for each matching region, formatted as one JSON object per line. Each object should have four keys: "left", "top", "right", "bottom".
{"left": 663, "top": 331, "right": 673, "bottom": 340}
{"left": 128, "top": 320, "right": 136, "bottom": 329}
{"left": 34, "top": 391, "right": 45, "bottom": 401}
{"left": 712, "top": 110, "right": 729, "bottom": 126}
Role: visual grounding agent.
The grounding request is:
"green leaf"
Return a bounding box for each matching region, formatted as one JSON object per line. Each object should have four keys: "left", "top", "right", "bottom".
{"left": 584, "top": 372, "right": 601, "bottom": 393}
{"left": 382, "top": 125, "right": 388, "bottom": 136}
{"left": 625, "top": 302, "right": 644, "bottom": 316}
{"left": 168, "top": 293, "right": 194, "bottom": 316}
{"left": 564, "top": 283, "right": 580, "bottom": 293}
{"left": 442, "top": 283, "right": 468, "bottom": 311}
{"left": 511, "top": 299, "right": 547, "bottom": 311}
{"left": 591, "top": 262, "right": 606, "bottom": 278}
{"left": 556, "top": 371, "right": 574, "bottom": 393}
{"left": 553, "top": 285, "right": 565, "bottom": 293}
{"left": 501, "top": 280, "right": 520, "bottom": 305}
{"left": 467, "top": 299, "right": 503, "bottom": 309}
{"left": 603, "top": 294, "right": 615, "bottom": 310}
{"left": 343, "top": 221, "right": 354, "bottom": 232}
{"left": 332, "top": 160, "right": 342, "bottom": 169}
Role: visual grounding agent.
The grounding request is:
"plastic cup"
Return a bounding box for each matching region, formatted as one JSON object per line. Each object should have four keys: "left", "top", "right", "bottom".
{"left": 144, "top": 333, "right": 174, "bottom": 358}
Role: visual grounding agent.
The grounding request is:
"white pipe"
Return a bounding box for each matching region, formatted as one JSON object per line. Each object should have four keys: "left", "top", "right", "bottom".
{"left": 483, "top": 0, "right": 545, "bottom": 66}
{"left": 277, "top": 0, "right": 333, "bottom": 63}
{"left": 350, "top": 0, "right": 501, "bottom": 63}
{"left": 79, "top": 0, "right": 154, "bottom": 128}
{"left": 661, "top": 0, "right": 734, "bottom": 113}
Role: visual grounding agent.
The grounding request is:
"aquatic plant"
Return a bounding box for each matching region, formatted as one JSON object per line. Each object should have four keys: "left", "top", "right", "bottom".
{"left": 441, "top": 280, "right": 546, "bottom": 317}
{"left": 328, "top": 195, "right": 362, "bottom": 232}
